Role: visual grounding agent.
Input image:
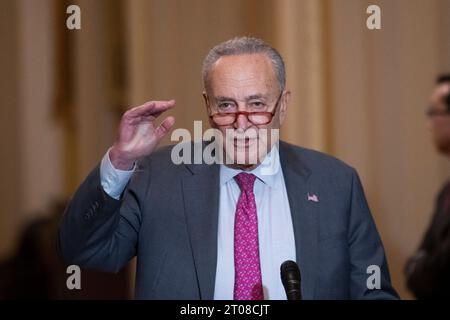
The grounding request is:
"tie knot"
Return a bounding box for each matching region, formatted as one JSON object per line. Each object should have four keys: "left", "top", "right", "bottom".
{"left": 234, "top": 173, "right": 256, "bottom": 192}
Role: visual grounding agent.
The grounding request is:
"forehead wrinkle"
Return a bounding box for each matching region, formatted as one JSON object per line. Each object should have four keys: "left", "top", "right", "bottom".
{"left": 216, "top": 72, "right": 269, "bottom": 87}
{"left": 208, "top": 54, "right": 279, "bottom": 101}
{"left": 212, "top": 74, "right": 274, "bottom": 98}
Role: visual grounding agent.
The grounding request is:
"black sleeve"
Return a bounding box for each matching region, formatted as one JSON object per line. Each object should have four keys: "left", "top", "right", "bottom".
{"left": 405, "top": 185, "right": 450, "bottom": 299}
{"left": 57, "top": 161, "right": 149, "bottom": 273}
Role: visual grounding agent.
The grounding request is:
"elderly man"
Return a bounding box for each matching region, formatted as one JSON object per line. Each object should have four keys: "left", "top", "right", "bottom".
{"left": 405, "top": 74, "right": 450, "bottom": 299}
{"left": 58, "top": 37, "right": 398, "bottom": 300}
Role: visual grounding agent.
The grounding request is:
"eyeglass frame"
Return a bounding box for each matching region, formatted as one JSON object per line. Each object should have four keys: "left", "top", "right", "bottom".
{"left": 207, "top": 91, "right": 284, "bottom": 126}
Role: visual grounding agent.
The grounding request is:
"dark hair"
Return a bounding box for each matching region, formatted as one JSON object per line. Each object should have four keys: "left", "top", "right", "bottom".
{"left": 437, "top": 73, "right": 450, "bottom": 111}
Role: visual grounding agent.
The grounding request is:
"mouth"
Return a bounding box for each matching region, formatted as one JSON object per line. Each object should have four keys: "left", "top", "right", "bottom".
{"left": 233, "top": 137, "right": 257, "bottom": 148}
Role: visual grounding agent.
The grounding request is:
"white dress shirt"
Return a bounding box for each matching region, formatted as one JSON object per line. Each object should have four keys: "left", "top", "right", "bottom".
{"left": 100, "top": 146, "right": 296, "bottom": 300}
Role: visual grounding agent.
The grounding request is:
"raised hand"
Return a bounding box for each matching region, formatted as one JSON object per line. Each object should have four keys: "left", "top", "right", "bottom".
{"left": 109, "top": 100, "right": 176, "bottom": 170}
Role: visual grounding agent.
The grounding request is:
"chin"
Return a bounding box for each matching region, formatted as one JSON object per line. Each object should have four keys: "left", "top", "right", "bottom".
{"left": 221, "top": 135, "right": 275, "bottom": 166}
{"left": 220, "top": 137, "right": 254, "bottom": 165}
{"left": 226, "top": 148, "right": 259, "bottom": 166}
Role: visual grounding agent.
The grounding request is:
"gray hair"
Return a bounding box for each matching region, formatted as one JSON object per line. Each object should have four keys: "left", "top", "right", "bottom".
{"left": 202, "top": 36, "right": 286, "bottom": 92}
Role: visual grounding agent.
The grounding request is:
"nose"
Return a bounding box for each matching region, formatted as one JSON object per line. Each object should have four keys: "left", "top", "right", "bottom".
{"left": 233, "top": 101, "right": 251, "bottom": 130}
{"left": 234, "top": 113, "right": 251, "bottom": 130}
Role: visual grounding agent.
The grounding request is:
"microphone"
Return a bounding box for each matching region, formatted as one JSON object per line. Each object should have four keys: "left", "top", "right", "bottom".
{"left": 280, "top": 260, "right": 302, "bottom": 300}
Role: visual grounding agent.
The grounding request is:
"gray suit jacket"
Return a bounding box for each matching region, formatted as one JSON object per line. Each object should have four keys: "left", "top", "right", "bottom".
{"left": 58, "top": 141, "right": 398, "bottom": 299}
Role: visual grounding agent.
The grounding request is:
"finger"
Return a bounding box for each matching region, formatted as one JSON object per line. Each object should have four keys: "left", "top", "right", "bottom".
{"left": 137, "top": 100, "right": 177, "bottom": 123}
{"left": 127, "top": 108, "right": 172, "bottom": 126}
{"left": 154, "top": 116, "right": 176, "bottom": 141}
{"left": 125, "top": 100, "right": 175, "bottom": 119}
{"left": 140, "top": 100, "right": 176, "bottom": 117}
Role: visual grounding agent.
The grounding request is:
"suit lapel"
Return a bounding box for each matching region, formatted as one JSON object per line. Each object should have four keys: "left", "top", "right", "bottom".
{"left": 182, "top": 162, "right": 220, "bottom": 300}
{"left": 181, "top": 141, "right": 319, "bottom": 300}
{"left": 280, "top": 142, "right": 318, "bottom": 299}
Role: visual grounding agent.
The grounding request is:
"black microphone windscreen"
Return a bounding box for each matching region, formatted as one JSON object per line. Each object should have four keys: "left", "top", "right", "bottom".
{"left": 280, "top": 260, "right": 302, "bottom": 300}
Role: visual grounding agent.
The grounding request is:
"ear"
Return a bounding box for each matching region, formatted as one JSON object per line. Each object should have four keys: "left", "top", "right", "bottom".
{"left": 203, "top": 91, "right": 211, "bottom": 113}
{"left": 203, "top": 91, "right": 216, "bottom": 127}
{"left": 278, "top": 90, "right": 291, "bottom": 125}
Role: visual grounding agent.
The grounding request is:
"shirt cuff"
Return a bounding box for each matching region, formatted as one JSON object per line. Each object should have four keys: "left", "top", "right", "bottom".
{"left": 100, "top": 148, "right": 136, "bottom": 200}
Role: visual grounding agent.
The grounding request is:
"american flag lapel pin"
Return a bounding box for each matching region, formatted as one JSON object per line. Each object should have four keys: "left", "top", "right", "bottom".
{"left": 307, "top": 193, "right": 319, "bottom": 203}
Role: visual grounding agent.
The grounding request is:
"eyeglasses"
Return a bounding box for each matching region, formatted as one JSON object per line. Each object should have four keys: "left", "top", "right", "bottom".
{"left": 425, "top": 106, "right": 450, "bottom": 118}
{"left": 209, "top": 92, "right": 283, "bottom": 126}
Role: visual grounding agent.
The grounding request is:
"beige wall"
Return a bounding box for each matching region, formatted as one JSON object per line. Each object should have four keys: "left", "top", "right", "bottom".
{"left": 325, "top": 0, "right": 450, "bottom": 298}
{"left": 17, "top": 0, "right": 64, "bottom": 217}
{"left": 0, "top": 0, "right": 65, "bottom": 257}
{"left": 0, "top": 0, "right": 21, "bottom": 259}
{"left": 1, "top": 0, "right": 449, "bottom": 299}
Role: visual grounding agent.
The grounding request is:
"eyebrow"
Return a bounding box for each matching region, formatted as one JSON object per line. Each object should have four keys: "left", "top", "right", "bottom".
{"left": 214, "top": 94, "right": 268, "bottom": 102}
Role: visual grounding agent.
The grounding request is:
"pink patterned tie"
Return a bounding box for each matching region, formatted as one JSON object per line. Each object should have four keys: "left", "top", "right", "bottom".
{"left": 233, "top": 172, "right": 264, "bottom": 300}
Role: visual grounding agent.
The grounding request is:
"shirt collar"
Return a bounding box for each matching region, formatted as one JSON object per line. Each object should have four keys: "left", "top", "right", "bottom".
{"left": 219, "top": 145, "right": 282, "bottom": 188}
